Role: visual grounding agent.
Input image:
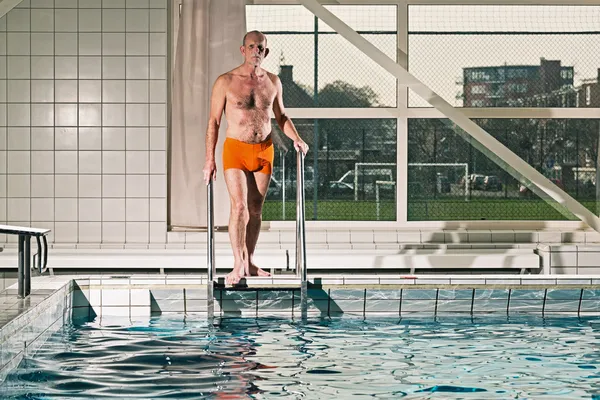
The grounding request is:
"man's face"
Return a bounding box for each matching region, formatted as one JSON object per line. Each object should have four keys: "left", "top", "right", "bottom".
{"left": 241, "top": 34, "right": 268, "bottom": 66}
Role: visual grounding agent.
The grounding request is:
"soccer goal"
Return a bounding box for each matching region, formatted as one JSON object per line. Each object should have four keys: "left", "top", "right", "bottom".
{"left": 408, "top": 163, "right": 470, "bottom": 201}
{"left": 353, "top": 163, "right": 396, "bottom": 201}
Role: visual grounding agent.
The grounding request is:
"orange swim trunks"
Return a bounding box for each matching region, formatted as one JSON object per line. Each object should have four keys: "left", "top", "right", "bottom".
{"left": 222, "top": 137, "right": 274, "bottom": 174}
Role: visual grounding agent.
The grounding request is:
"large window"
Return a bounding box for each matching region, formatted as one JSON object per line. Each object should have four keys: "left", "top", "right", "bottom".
{"left": 246, "top": 5, "right": 398, "bottom": 108}
{"left": 408, "top": 119, "right": 600, "bottom": 221}
{"left": 408, "top": 5, "right": 600, "bottom": 107}
{"left": 264, "top": 119, "right": 397, "bottom": 221}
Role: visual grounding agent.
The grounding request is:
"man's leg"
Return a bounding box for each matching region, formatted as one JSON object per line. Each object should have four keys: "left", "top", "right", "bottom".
{"left": 224, "top": 168, "right": 250, "bottom": 285}
{"left": 246, "top": 171, "right": 271, "bottom": 276}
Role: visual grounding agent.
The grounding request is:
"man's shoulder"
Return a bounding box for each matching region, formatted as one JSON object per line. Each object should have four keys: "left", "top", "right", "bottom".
{"left": 265, "top": 71, "right": 281, "bottom": 85}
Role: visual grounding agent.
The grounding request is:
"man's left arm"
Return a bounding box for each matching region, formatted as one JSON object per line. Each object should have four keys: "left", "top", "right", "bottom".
{"left": 272, "top": 76, "right": 309, "bottom": 155}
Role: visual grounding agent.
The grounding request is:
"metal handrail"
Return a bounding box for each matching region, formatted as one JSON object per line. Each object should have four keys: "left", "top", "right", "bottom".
{"left": 296, "top": 152, "right": 308, "bottom": 319}
{"left": 207, "top": 179, "right": 215, "bottom": 282}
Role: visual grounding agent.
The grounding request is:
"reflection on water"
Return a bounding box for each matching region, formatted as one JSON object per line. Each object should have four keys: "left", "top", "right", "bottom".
{"left": 2, "top": 316, "right": 600, "bottom": 399}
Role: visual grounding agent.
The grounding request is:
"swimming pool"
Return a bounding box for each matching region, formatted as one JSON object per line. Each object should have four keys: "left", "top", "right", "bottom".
{"left": 2, "top": 315, "right": 600, "bottom": 399}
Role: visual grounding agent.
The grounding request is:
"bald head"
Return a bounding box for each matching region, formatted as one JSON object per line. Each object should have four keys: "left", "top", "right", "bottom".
{"left": 243, "top": 30, "right": 267, "bottom": 47}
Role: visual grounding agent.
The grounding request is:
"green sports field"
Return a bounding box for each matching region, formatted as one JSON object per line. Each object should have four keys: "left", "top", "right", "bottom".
{"left": 263, "top": 199, "right": 599, "bottom": 221}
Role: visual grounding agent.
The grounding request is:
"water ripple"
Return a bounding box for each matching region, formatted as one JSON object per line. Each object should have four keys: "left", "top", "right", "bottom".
{"left": 1, "top": 316, "right": 600, "bottom": 398}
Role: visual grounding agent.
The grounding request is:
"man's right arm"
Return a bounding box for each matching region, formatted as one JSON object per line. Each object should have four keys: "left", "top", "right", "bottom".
{"left": 203, "top": 76, "right": 227, "bottom": 184}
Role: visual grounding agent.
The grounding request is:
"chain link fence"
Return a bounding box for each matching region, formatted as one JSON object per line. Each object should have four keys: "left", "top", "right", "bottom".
{"left": 263, "top": 119, "right": 397, "bottom": 221}
{"left": 408, "top": 5, "right": 600, "bottom": 107}
{"left": 408, "top": 118, "right": 600, "bottom": 220}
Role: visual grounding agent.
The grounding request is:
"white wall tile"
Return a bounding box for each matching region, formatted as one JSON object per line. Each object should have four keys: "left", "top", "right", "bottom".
{"left": 55, "top": 0, "right": 78, "bottom": 7}
{"left": 103, "top": 103, "right": 125, "bottom": 126}
{"left": 149, "top": 221, "right": 165, "bottom": 243}
{"left": 125, "top": 127, "right": 148, "bottom": 150}
{"left": 8, "top": 151, "right": 30, "bottom": 173}
{"left": 31, "top": 80, "right": 54, "bottom": 102}
{"left": 31, "top": 198, "right": 53, "bottom": 221}
{"left": 126, "top": 56, "right": 148, "bottom": 79}
{"left": 54, "top": 104, "right": 78, "bottom": 126}
{"left": 31, "top": 9, "right": 54, "bottom": 32}
{"left": 150, "top": 0, "right": 167, "bottom": 8}
{"left": 149, "top": 127, "right": 165, "bottom": 150}
{"left": 8, "top": 56, "right": 30, "bottom": 78}
{"left": 104, "top": 0, "right": 126, "bottom": 8}
{"left": 15, "top": 0, "right": 30, "bottom": 7}
{"left": 149, "top": 174, "right": 165, "bottom": 197}
{"left": 126, "top": 151, "right": 148, "bottom": 174}
{"left": 149, "top": 9, "right": 166, "bottom": 32}
{"left": 54, "top": 175, "right": 78, "bottom": 197}
{"left": 149, "top": 32, "right": 166, "bottom": 56}
{"left": 126, "top": 221, "right": 148, "bottom": 243}
{"left": 126, "top": 103, "right": 148, "bottom": 126}
{"left": 31, "top": 128, "right": 54, "bottom": 150}
{"left": 126, "top": 80, "right": 148, "bottom": 103}
{"left": 103, "top": 33, "right": 126, "bottom": 55}
{"left": 79, "top": 0, "right": 100, "bottom": 7}
{"left": 79, "top": 9, "right": 101, "bottom": 32}
{"left": 8, "top": 198, "right": 30, "bottom": 221}
{"left": 31, "top": 174, "right": 54, "bottom": 198}
{"left": 103, "top": 80, "right": 125, "bottom": 102}
{"left": 7, "top": 33, "right": 30, "bottom": 55}
{"left": 149, "top": 198, "right": 165, "bottom": 221}
{"left": 102, "top": 128, "right": 125, "bottom": 150}
{"left": 55, "top": 57, "right": 78, "bottom": 79}
{"left": 55, "top": 9, "right": 78, "bottom": 33}
{"left": 103, "top": 175, "right": 125, "bottom": 197}
{"left": 31, "top": 104, "right": 54, "bottom": 126}
{"left": 54, "top": 33, "right": 78, "bottom": 55}
{"left": 31, "top": 0, "right": 54, "bottom": 8}
{"left": 0, "top": 128, "right": 5, "bottom": 150}
{"left": 149, "top": 56, "right": 165, "bottom": 79}
{"left": 127, "top": 0, "right": 149, "bottom": 8}
{"left": 31, "top": 33, "right": 54, "bottom": 56}
{"left": 126, "top": 174, "right": 148, "bottom": 197}
{"left": 149, "top": 103, "right": 165, "bottom": 126}
{"left": 103, "top": 57, "right": 125, "bottom": 79}
{"left": 0, "top": 56, "right": 7, "bottom": 78}
{"left": 102, "top": 9, "right": 125, "bottom": 32}
{"left": 79, "top": 222, "right": 101, "bottom": 242}
{"left": 31, "top": 56, "right": 53, "bottom": 79}
{"left": 126, "top": 198, "right": 148, "bottom": 221}
{"left": 31, "top": 150, "right": 54, "bottom": 174}
{"left": 79, "top": 151, "right": 101, "bottom": 174}
{"left": 54, "top": 198, "right": 77, "bottom": 222}
{"left": 8, "top": 79, "right": 30, "bottom": 102}
{"left": 79, "top": 104, "right": 101, "bottom": 126}
{"left": 54, "top": 222, "right": 78, "bottom": 243}
{"left": 149, "top": 80, "right": 165, "bottom": 103}
{"left": 103, "top": 198, "right": 125, "bottom": 221}
{"left": 8, "top": 104, "right": 30, "bottom": 126}
{"left": 79, "top": 57, "right": 101, "bottom": 79}
{"left": 79, "top": 128, "right": 101, "bottom": 150}
{"left": 79, "top": 80, "right": 102, "bottom": 103}
{"left": 102, "top": 221, "right": 125, "bottom": 243}
{"left": 0, "top": 175, "right": 6, "bottom": 197}
{"left": 102, "top": 151, "right": 125, "bottom": 173}
{"left": 126, "top": 9, "right": 149, "bottom": 32}
{"left": 7, "top": 9, "right": 30, "bottom": 32}
{"left": 55, "top": 150, "right": 78, "bottom": 174}
{"left": 8, "top": 175, "right": 30, "bottom": 197}
{"left": 8, "top": 128, "right": 30, "bottom": 150}
{"left": 126, "top": 33, "right": 148, "bottom": 55}
{"left": 55, "top": 127, "right": 78, "bottom": 150}
{"left": 149, "top": 151, "right": 164, "bottom": 174}
{"left": 55, "top": 80, "right": 78, "bottom": 103}
{"left": 79, "top": 198, "right": 101, "bottom": 221}
{"left": 79, "top": 33, "right": 102, "bottom": 56}
{"left": 79, "top": 175, "right": 102, "bottom": 198}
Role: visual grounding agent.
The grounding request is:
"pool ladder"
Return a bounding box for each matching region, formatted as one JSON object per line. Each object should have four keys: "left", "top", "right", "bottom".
{"left": 206, "top": 151, "right": 308, "bottom": 319}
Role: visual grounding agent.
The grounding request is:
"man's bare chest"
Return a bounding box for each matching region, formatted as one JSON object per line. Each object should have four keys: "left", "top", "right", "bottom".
{"left": 228, "top": 82, "right": 275, "bottom": 111}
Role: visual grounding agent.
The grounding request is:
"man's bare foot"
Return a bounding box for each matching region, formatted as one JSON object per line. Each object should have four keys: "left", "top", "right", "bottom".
{"left": 225, "top": 268, "right": 245, "bottom": 286}
{"left": 248, "top": 262, "right": 271, "bottom": 277}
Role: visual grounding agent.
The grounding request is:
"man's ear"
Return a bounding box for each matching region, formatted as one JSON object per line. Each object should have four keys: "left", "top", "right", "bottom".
{"left": 240, "top": 45, "right": 245, "bottom": 55}
{"left": 264, "top": 48, "right": 270, "bottom": 58}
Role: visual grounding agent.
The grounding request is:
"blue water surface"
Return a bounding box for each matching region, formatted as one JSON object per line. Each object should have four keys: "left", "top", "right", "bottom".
{"left": 2, "top": 315, "right": 600, "bottom": 399}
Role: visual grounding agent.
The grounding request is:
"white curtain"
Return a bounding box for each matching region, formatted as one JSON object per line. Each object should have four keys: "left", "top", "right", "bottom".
{"left": 169, "top": 0, "right": 246, "bottom": 228}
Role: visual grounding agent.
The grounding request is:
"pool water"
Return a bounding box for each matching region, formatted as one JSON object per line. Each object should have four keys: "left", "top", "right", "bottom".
{"left": 2, "top": 316, "right": 600, "bottom": 399}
